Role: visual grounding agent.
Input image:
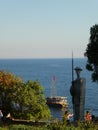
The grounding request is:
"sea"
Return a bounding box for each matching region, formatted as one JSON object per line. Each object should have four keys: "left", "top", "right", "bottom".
{"left": 0, "top": 58, "right": 98, "bottom": 120}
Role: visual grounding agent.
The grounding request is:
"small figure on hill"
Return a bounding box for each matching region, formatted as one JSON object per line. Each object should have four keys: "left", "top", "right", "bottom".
{"left": 85, "top": 111, "right": 92, "bottom": 122}
{"left": 6, "top": 113, "right": 12, "bottom": 119}
{"left": 0, "top": 110, "right": 3, "bottom": 119}
{"left": 63, "top": 110, "right": 73, "bottom": 124}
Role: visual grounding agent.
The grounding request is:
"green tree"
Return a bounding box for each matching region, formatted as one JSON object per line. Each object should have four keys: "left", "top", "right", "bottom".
{"left": 0, "top": 71, "right": 51, "bottom": 121}
{"left": 84, "top": 24, "right": 98, "bottom": 82}
{"left": 0, "top": 70, "right": 23, "bottom": 116}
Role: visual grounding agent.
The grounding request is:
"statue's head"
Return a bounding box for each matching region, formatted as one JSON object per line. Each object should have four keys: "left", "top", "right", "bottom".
{"left": 74, "top": 67, "right": 82, "bottom": 79}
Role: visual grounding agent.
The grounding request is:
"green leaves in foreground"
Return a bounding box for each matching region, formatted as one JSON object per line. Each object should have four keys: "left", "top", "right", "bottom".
{"left": 0, "top": 70, "right": 51, "bottom": 121}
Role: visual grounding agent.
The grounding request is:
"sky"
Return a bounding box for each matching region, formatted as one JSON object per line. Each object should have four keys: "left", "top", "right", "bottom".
{"left": 0, "top": 0, "right": 98, "bottom": 59}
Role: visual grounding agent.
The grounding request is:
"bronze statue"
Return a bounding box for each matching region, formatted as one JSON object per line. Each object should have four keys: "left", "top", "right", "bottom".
{"left": 70, "top": 67, "right": 86, "bottom": 121}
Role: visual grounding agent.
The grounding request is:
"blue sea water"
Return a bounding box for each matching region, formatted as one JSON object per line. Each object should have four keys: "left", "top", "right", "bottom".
{"left": 0, "top": 58, "right": 98, "bottom": 120}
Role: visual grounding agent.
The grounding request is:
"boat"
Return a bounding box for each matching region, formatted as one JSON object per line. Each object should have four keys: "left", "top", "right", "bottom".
{"left": 46, "top": 76, "right": 68, "bottom": 108}
{"left": 46, "top": 96, "right": 68, "bottom": 108}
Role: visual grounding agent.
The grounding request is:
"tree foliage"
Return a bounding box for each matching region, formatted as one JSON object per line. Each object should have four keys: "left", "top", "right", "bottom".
{"left": 84, "top": 24, "right": 98, "bottom": 82}
{"left": 0, "top": 70, "right": 51, "bottom": 120}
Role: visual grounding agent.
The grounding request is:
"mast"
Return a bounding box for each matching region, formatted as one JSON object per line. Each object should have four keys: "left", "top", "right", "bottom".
{"left": 51, "top": 76, "right": 56, "bottom": 97}
{"left": 72, "top": 52, "right": 74, "bottom": 82}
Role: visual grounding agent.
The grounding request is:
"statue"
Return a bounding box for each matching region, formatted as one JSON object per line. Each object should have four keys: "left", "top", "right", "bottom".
{"left": 70, "top": 67, "right": 86, "bottom": 121}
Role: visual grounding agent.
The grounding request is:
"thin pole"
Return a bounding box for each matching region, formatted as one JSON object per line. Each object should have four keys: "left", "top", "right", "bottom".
{"left": 72, "top": 52, "right": 74, "bottom": 82}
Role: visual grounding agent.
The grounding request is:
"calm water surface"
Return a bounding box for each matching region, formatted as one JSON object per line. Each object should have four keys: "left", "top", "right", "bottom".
{"left": 0, "top": 58, "right": 98, "bottom": 119}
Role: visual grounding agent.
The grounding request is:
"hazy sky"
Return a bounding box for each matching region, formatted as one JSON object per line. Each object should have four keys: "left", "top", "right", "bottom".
{"left": 0, "top": 0, "right": 98, "bottom": 59}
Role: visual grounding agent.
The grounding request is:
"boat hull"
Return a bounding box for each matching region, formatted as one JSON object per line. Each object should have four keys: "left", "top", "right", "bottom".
{"left": 46, "top": 102, "right": 67, "bottom": 108}
{"left": 46, "top": 96, "right": 68, "bottom": 108}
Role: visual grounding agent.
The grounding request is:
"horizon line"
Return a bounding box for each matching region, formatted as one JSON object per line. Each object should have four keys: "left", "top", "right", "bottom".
{"left": 0, "top": 57, "right": 86, "bottom": 60}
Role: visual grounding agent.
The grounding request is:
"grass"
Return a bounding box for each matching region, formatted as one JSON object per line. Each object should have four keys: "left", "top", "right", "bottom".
{"left": 0, "top": 120, "right": 98, "bottom": 130}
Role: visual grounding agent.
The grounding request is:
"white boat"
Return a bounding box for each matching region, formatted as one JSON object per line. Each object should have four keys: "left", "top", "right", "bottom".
{"left": 46, "top": 96, "right": 68, "bottom": 108}
{"left": 46, "top": 76, "right": 68, "bottom": 108}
